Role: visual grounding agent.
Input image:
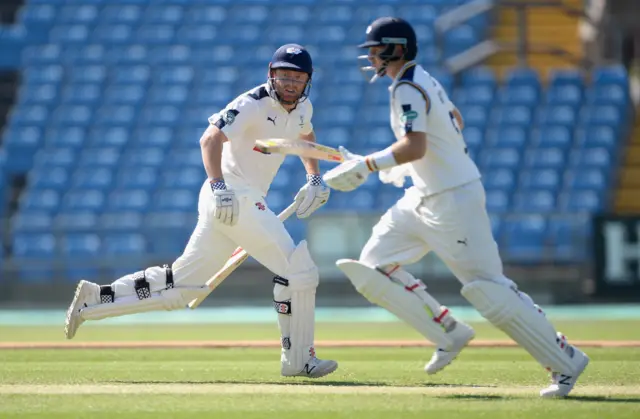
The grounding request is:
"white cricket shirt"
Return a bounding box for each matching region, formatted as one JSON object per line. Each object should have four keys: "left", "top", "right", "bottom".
{"left": 389, "top": 62, "right": 481, "bottom": 196}
{"left": 208, "top": 83, "right": 313, "bottom": 196}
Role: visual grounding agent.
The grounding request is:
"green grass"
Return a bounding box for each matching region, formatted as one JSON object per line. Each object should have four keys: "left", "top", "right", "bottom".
{"left": 0, "top": 321, "right": 639, "bottom": 418}
{"left": 2, "top": 320, "right": 640, "bottom": 342}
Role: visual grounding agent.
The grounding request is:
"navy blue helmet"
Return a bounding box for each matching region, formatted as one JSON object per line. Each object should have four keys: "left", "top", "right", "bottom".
{"left": 358, "top": 17, "right": 417, "bottom": 83}
{"left": 268, "top": 43, "right": 313, "bottom": 105}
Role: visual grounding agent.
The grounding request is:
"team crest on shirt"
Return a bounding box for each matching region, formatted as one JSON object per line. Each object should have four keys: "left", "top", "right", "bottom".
{"left": 400, "top": 110, "right": 418, "bottom": 123}
{"left": 223, "top": 110, "right": 236, "bottom": 125}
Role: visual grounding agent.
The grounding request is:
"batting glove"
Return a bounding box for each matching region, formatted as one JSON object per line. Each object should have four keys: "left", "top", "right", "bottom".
{"left": 210, "top": 179, "right": 239, "bottom": 226}
{"left": 295, "top": 174, "right": 330, "bottom": 218}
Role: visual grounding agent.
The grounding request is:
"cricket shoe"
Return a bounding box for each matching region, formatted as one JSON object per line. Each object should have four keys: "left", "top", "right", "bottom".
{"left": 64, "top": 280, "right": 100, "bottom": 339}
{"left": 283, "top": 357, "right": 339, "bottom": 379}
{"left": 540, "top": 333, "right": 590, "bottom": 398}
{"left": 424, "top": 319, "right": 475, "bottom": 375}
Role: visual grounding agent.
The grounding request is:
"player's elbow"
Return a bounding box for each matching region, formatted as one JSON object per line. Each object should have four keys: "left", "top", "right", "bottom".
{"left": 200, "top": 125, "right": 227, "bottom": 150}
{"left": 405, "top": 132, "right": 427, "bottom": 160}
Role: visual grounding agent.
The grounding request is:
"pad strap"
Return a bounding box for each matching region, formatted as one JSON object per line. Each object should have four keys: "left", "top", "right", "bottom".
{"left": 164, "top": 265, "right": 174, "bottom": 289}
{"left": 99, "top": 285, "right": 114, "bottom": 304}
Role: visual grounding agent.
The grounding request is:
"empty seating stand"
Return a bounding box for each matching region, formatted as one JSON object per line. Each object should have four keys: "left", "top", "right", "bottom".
{"left": 0, "top": 0, "right": 629, "bottom": 283}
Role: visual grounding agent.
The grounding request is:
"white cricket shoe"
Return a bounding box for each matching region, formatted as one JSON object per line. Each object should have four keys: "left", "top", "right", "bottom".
{"left": 424, "top": 320, "right": 475, "bottom": 375}
{"left": 64, "top": 280, "right": 100, "bottom": 339}
{"left": 540, "top": 333, "right": 590, "bottom": 398}
{"left": 283, "top": 357, "right": 339, "bottom": 379}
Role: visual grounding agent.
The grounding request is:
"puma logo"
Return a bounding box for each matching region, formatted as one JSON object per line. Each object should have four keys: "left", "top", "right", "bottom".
{"left": 267, "top": 116, "right": 277, "bottom": 125}
{"left": 457, "top": 239, "right": 468, "bottom": 246}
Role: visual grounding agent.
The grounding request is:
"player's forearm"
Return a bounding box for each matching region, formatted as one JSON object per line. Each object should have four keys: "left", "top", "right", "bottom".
{"left": 363, "top": 132, "right": 426, "bottom": 171}
{"left": 299, "top": 132, "right": 320, "bottom": 175}
{"left": 390, "top": 133, "right": 427, "bottom": 164}
{"left": 200, "top": 126, "right": 227, "bottom": 180}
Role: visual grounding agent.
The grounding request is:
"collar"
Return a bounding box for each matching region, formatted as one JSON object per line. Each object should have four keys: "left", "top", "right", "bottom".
{"left": 388, "top": 61, "right": 418, "bottom": 91}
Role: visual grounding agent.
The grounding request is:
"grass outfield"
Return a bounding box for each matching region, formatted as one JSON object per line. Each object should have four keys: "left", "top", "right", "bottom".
{"left": 0, "top": 321, "right": 639, "bottom": 418}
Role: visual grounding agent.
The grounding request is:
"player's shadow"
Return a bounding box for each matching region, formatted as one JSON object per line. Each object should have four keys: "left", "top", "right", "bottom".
{"left": 442, "top": 394, "right": 505, "bottom": 401}
{"left": 112, "top": 379, "right": 495, "bottom": 389}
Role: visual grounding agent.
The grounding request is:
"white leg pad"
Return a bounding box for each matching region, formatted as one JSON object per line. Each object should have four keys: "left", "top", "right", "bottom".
{"left": 336, "top": 259, "right": 454, "bottom": 350}
{"left": 80, "top": 287, "right": 203, "bottom": 321}
{"left": 273, "top": 240, "right": 320, "bottom": 375}
{"left": 461, "top": 280, "right": 577, "bottom": 374}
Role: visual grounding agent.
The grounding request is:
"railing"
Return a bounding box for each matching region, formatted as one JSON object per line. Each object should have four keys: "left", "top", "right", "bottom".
{"left": 434, "top": 0, "right": 606, "bottom": 74}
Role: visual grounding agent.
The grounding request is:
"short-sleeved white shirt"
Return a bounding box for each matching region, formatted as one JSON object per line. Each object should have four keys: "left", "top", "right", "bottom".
{"left": 208, "top": 83, "right": 313, "bottom": 196}
{"left": 389, "top": 62, "right": 480, "bottom": 196}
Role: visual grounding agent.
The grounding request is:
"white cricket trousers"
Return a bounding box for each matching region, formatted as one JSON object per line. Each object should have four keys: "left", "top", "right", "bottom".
{"left": 170, "top": 180, "right": 296, "bottom": 287}
{"left": 361, "top": 180, "right": 511, "bottom": 286}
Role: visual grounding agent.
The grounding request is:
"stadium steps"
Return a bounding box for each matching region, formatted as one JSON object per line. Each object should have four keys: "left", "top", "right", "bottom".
{"left": 0, "top": 71, "right": 19, "bottom": 142}
{"left": 0, "top": 0, "right": 24, "bottom": 24}
{"left": 615, "top": 109, "right": 640, "bottom": 213}
{"left": 487, "top": 0, "right": 583, "bottom": 81}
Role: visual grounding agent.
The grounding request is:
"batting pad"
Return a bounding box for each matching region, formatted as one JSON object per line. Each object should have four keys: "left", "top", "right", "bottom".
{"left": 461, "top": 280, "right": 577, "bottom": 374}
{"left": 273, "top": 241, "right": 320, "bottom": 374}
{"left": 81, "top": 287, "right": 202, "bottom": 321}
{"left": 337, "top": 259, "right": 453, "bottom": 350}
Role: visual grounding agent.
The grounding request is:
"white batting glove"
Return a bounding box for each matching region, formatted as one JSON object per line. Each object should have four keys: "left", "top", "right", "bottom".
{"left": 322, "top": 146, "right": 371, "bottom": 192}
{"left": 210, "top": 179, "right": 239, "bottom": 226}
{"left": 295, "top": 174, "right": 330, "bottom": 218}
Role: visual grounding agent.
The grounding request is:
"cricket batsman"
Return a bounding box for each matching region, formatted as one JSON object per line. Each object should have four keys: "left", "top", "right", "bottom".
{"left": 65, "top": 44, "right": 338, "bottom": 379}
{"left": 323, "top": 17, "right": 589, "bottom": 397}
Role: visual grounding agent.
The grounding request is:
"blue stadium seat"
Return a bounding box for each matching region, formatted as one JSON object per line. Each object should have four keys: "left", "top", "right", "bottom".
{"left": 88, "top": 127, "right": 130, "bottom": 149}
{"left": 29, "top": 167, "right": 69, "bottom": 191}
{"left": 12, "top": 212, "right": 54, "bottom": 233}
{"left": 99, "top": 5, "right": 143, "bottom": 24}
{"left": 49, "top": 24, "right": 90, "bottom": 44}
{"left": 546, "top": 85, "right": 582, "bottom": 107}
{"left": 593, "top": 65, "right": 628, "bottom": 87}
{"left": 17, "top": 83, "right": 58, "bottom": 105}
{"left": 132, "top": 127, "right": 174, "bottom": 149}
{"left": 454, "top": 85, "right": 494, "bottom": 107}
{"left": 161, "top": 168, "right": 204, "bottom": 189}
{"left": 480, "top": 147, "right": 521, "bottom": 170}
{"left": 20, "top": 189, "right": 60, "bottom": 214}
{"left": 116, "top": 167, "right": 159, "bottom": 189}
{"left": 142, "top": 5, "right": 184, "bottom": 25}
{"left": 576, "top": 126, "right": 618, "bottom": 150}
{"left": 487, "top": 127, "right": 527, "bottom": 148}
{"left": 519, "top": 169, "right": 561, "bottom": 191}
{"left": 565, "top": 168, "right": 608, "bottom": 191}
{"left": 63, "top": 44, "right": 106, "bottom": 65}
{"left": 100, "top": 212, "right": 144, "bottom": 232}
{"left": 463, "top": 126, "right": 484, "bottom": 148}
{"left": 60, "top": 83, "right": 102, "bottom": 105}
{"left": 548, "top": 68, "right": 584, "bottom": 88}
{"left": 498, "top": 85, "right": 539, "bottom": 106}
{"left": 71, "top": 167, "right": 114, "bottom": 190}
{"left": 538, "top": 105, "right": 576, "bottom": 127}
{"left": 502, "top": 215, "right": 547, "bottom": 261}
{"left": 54, "top": 211, "right": 99, "bottom": 231}
{"left": 582, "top": 105, "right": 624, "bottom": 127}
{"left": 570, "top": 147, "right": 613, "bottom": 169}
{"left": 13, "top": 233, "right": 56, "bottom": 258}
{"left": 45, "top": 127, "right": 86, "bottom": 149}
{"left": 485, "top": 189, "right": 510, "bottom": 213}
{"left": 559, "top": 190, "right": 603, "bottom": 212}
{"left": 482, "top": 169, "right": 516, "bottom": 192}
{"left": 588, "top": 84, "right": 628, "bottom": 107}
{"left": 504, "top": 67, "right": 541, "bottom": 89}
{"left": 103, "top": 84, "right": 146, "bottom": 105}
{"left": 460, "top": 66, "right": 496, "bottom": 88}
{"left": 121, "top": 148, "right": 166, "bottom": 168}
{"left": 513, "top": 190, "right": 557, "bottom": 213}
{"left": 102, "top": 233, "right": 147, "bottom": 255}
{"left": 60, "top": 233, "right": 101, "bottom": 258}
{"left": 107, "top": 189, "right": 151, "bottom": 212}
{"left": 525, "top": 148, "right": 566, "bottom": 169}
{"left": 61, "top": 189, "right": 105, "bottom": 213}
{"left": 493, "top": 106, "right": 532, "bottom": 127}
{"left": 33, "top": 148, "right": 77, "bottom": 168}
{"left": 78, "top": 147, "right": 121, "bottom": 168}
{"left": 534, "top": 126, "right": 572, "bottom": 150}
{"left": 154, "top": 189, "right": 197, "bottom": 212}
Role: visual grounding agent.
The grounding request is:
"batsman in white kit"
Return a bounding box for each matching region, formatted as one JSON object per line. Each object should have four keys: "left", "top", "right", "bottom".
{"left": 323, "top": 17, "right": 589, "bottom": 397}
{"left": 64, "top": 44, "right": 339, "bottom": 379}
